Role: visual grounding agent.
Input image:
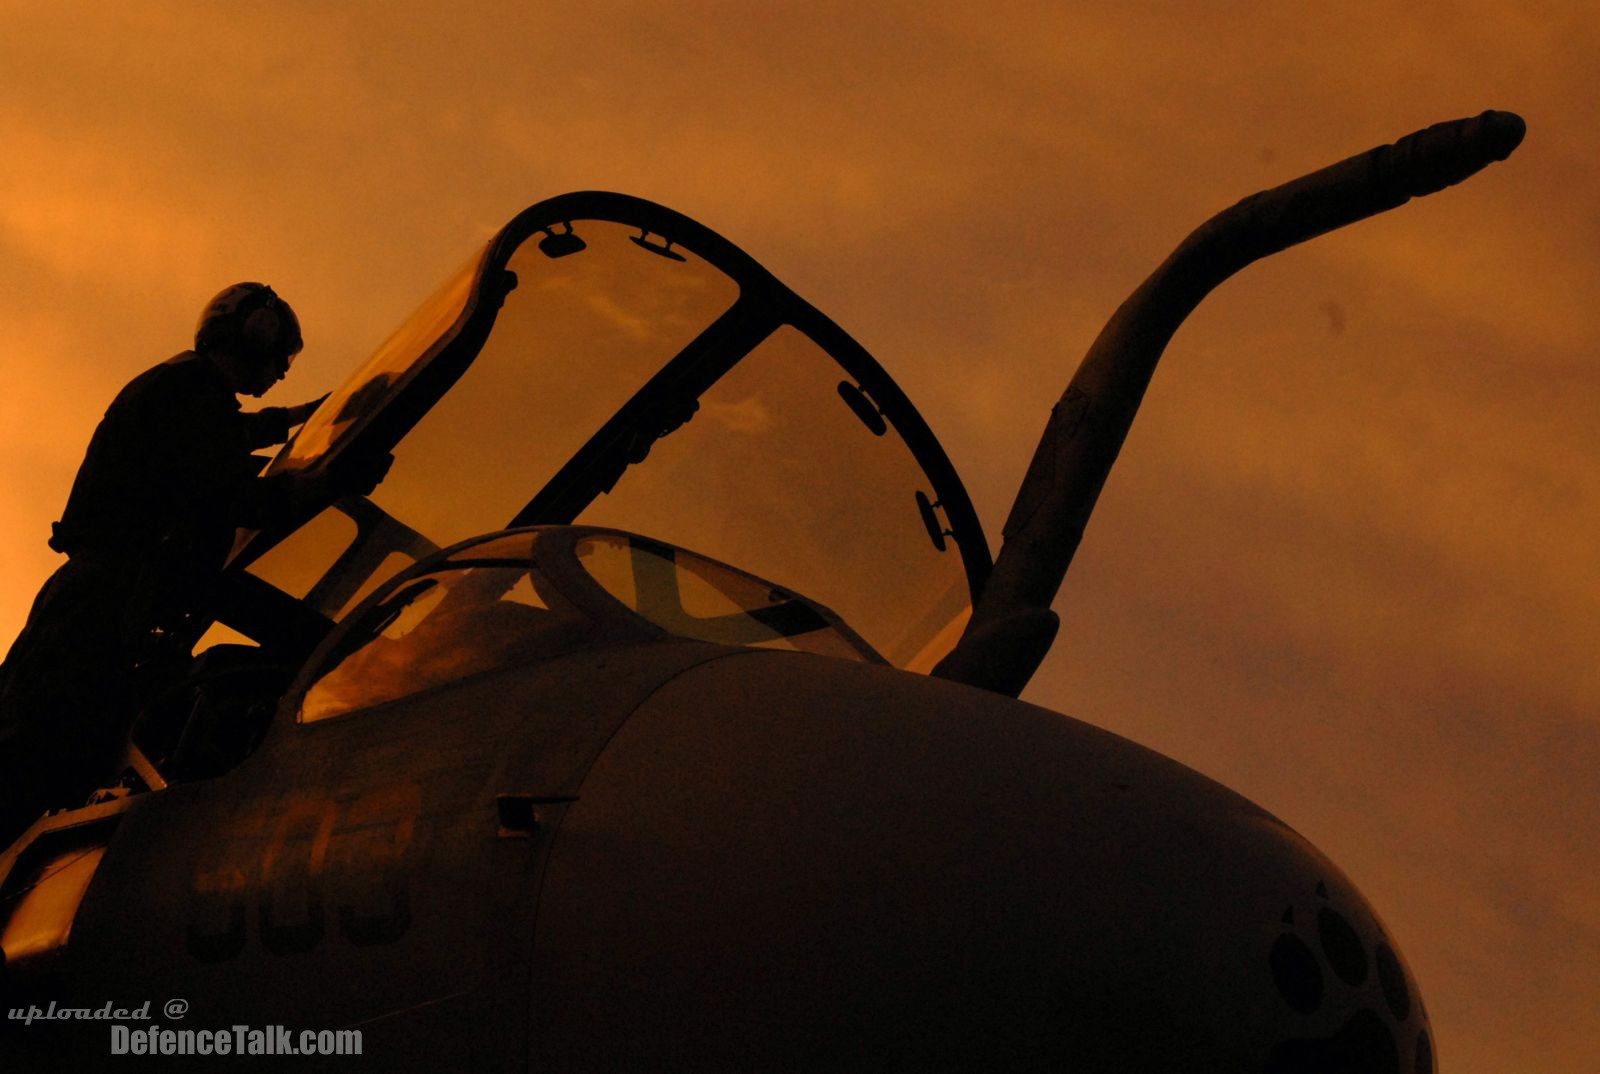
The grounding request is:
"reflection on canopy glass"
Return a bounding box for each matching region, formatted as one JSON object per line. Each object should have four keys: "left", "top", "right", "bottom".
{"left": 578, "top": 326, "right": 971, "bottom": 670}
{"left": 298, "top": 527, "right": 876, "bottom": 722}
{"left": 575, "top": 533, "right": 874, "bottom": 661}
{"left": 275, "top": 252, "right": 484, "bottom": 470}
{"left": 301, "top": 538, "right": 598, "bottom": 722}
{"left": 250, "top": 219, "right": 739, "bottom": 616}
{"left": 364, "top": 220, "right": 738, "bottom": 546}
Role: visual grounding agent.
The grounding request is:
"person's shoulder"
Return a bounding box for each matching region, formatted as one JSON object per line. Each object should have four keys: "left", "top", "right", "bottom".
{"left": 114, "top": 352, "right": 224, "bottom": 407}
{"left": 153, "top": 350, "right": 213, "bottom": 384}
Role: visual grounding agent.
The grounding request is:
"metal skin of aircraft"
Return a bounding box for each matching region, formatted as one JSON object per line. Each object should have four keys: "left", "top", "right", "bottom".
{"left": 0, "top": 111, "right": 1523, "bottom": 1072}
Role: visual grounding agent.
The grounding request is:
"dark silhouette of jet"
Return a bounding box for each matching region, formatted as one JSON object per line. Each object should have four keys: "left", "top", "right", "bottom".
{"left": 0, "top": 111, "right": 1522, "bottom": 1072}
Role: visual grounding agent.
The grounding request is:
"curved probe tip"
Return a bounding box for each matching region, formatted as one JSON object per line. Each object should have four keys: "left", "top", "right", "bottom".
{"left": 1480, "top": 110, "right": 1527, "bottom": 160}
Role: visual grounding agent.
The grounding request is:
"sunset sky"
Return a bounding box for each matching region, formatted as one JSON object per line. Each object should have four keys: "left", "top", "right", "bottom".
{"left": 1, "top": 3, "right": 1595, "bottom": 1068}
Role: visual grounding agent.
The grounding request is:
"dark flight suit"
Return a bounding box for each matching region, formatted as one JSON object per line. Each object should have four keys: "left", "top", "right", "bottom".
{"left": 0, "top": 351, "right": 302, "bottom": 846}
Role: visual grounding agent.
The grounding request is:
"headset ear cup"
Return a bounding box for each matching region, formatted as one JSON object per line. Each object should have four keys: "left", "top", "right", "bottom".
{"left": 196, "top": 282, "right": 265, "bottom": 352}
{"left": 239, "top": 307, "right": 280, "bottom": 355}
{"left": 195, "top": 282, "right": 298, "bottom": 357}
{"left": 272, "top": 296, "right": 303, "bottom": 358}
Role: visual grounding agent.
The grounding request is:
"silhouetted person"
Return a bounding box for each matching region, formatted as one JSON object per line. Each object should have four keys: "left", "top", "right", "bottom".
{"left": 0, "top": 283, "right": 328, "bottom": 847}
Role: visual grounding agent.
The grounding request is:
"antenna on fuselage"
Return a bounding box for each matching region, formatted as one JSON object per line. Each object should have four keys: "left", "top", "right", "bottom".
{"left": 934, "top": 110, "right": 1527, "bottom": 696}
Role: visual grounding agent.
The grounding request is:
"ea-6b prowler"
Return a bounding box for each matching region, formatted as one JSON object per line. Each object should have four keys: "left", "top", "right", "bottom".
{"left": 0, "top": 111, "right": 1524, "bottom": 1071}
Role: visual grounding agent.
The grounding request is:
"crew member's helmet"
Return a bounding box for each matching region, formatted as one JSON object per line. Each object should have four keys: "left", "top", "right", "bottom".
{"left": 194, "top": 282, "right": 303, "bottom": 365}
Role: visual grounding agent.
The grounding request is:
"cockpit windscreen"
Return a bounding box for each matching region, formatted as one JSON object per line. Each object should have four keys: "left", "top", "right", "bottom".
{"left": 236, "top": 195, "right": 988, "bottom": 673}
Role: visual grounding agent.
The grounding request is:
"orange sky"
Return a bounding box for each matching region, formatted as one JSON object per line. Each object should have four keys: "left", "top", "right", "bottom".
{"left": 1, "top": 3, "right": 1595, "bottom": 1068}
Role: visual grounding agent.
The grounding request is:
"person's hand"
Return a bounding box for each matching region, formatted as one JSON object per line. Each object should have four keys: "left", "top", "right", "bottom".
{"left": 286, "top": 393, "right": 331, "bottom": 426}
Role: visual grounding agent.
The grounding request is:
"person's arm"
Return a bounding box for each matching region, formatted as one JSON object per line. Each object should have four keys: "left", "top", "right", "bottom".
{"left": 238, "top": 394, "right": 329, "bottom": 450}
{"left": 147, "top": 371, "right": 383, "bottom": 532}
{"left": 231, "top": 448, "right": 394, "bottom": 531}
{"left": 284, "top": 394, "right": 329, "bottom": 427}
{"left": 141, "top": 377, "right": 298, "bottom": 530}
{"left": 238, "top": 407, "right": 291, "bottom": 450}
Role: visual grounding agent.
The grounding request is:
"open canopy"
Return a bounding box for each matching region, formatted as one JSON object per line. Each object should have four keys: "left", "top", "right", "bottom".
{"left": 224, "top": 193, "right": 991, "bottom": 672}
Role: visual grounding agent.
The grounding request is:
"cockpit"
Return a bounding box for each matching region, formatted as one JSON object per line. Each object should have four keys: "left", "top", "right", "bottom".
{"left": 215, "top": 193, "right": 991, "bottom": 674}
{"left": 293, "top": 526, "right": 880, "bottom": 724}
{"left": 69, "top": 191, "right": 1001, "bottom": 794}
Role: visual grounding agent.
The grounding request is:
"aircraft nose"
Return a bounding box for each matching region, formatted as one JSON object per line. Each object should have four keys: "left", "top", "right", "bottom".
{"left": 528, "top": 651, "right": 1433, "bottom": 1072}
{"left": 1264, "top": 888, "right": 1433, "bottom": 1073}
